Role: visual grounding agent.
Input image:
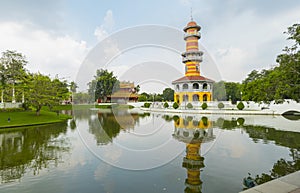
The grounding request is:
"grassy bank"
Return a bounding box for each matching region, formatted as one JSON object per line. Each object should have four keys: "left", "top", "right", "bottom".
{"left": 0, "top": 110, "right": 71, "bottom": 129}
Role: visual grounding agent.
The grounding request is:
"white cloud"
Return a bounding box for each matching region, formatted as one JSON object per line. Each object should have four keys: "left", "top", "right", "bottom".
{"left": 0, "top": 21, "right": 89, "bottom": 81}
{"left": 94, "top": 10, "right": 115, "bottom": 41}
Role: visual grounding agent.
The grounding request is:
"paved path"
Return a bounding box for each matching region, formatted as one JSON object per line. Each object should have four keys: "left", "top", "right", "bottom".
{"left": 240, "top": 171, "right": 300, "bottom": 193}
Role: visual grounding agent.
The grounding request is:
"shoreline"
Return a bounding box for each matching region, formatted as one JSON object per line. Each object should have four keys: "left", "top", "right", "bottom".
{"left": 140, "top": 107, "right": 279, "bottom": 115}
{"left": 0, "top": 111, "right": 71, "bottom": 129}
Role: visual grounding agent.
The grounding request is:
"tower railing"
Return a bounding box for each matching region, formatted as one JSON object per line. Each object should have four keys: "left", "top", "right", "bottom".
{"left": 184, "top": 32, "right": 201, "bottom": 39}
{"left": 182, "top": 56, "right": 203, "bottom": 63}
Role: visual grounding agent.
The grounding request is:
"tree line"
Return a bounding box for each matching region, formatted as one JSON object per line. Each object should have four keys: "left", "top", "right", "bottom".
{"left": 214, "top": 23, "right": 300, "bottom": 103}
{"left": 0, "top": 50, "right": 76, "bottom": 115}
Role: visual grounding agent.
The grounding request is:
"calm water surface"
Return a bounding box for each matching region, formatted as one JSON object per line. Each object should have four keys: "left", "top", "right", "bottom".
{"left": 0, "top": 108, "right": 299, "bottom": 193}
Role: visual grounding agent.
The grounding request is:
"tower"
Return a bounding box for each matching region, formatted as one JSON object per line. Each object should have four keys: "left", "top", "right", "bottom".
{"left": 172, "top": 19, "right": 214, "bottom": 105}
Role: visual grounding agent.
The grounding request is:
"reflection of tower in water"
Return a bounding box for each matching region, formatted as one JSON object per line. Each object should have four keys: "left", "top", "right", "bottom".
{"left": 173, "top": 116, "right": 215, "bottom": 193}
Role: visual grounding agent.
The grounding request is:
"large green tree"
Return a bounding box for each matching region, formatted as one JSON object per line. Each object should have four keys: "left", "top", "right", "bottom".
{"left": 25, "top": 73, "right": 69, "bottom": 115}
{"left": 0, "top": 50, "right": 28, "bottom": 103}
{"left": 162, "top": 88, "right": 174, "bottom": 101}
{"left": 88, "top": 69, "right": 119, "bottom": 102}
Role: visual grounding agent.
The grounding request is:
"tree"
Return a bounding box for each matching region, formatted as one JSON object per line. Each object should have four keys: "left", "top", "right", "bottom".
{"left": 0, "top": 50, "right": 28, "bottom": 103}
{"left": 225, "top": 82, "right": 241, "bottom": 103}
{"left": 213, "top": 81, "right": 226, "bottom": 101}
{"left": 26, "top": 73, "right": 69, "bottom": 115}
{"left": 88, "top": 69, "right": 119, "bottom": 102}
{"left": 162, "top": 88, "right": 174, "bottom": 101}
{"left": 241, "top": 24, "right": 300, "bottom": 102}
{"left": 70, "top": 81, "right": 78, "bottom": 93}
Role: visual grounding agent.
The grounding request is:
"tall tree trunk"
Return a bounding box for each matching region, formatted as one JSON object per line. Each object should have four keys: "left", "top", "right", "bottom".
{"left": 36, "top": 106, "right": 41, "bottom": 116}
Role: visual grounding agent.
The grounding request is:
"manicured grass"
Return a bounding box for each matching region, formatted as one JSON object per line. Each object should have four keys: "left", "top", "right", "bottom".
{"left": 0, "top": 110, "right": 71, "bottom": 129}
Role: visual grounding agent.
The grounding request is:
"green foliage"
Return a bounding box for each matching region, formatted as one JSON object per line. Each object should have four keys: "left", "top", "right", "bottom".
{"left": 162, "top": 88, "right": 174, "bottom": 101}
{"left": 217, "top": 102, "right": 224, "bottom": 109}
{"left": 25, "top": 73, "right": 69, "bottom": 115}
{"left": 73, "top": 92, "right": 91, "bottom": 104}
{"left": 163, "top": 102, "right": 169, "bottom": 108}
{"left": 138, "top": 94, "right": 148, "bottom": 102}
{"left": 241, "top": 24, "right": 300, "bottom": 102}
{"left": 201, "top": 116, "right": 208, "bottom": 126}
{"left": 172, "top": 102, "right": 179, "bottom": 109}
{"left": 201, "top": 102, "right": 208, "bottom": 110}
{"left": 88, "top": 69, "right": 119, "bottom": 102}
{"left": 187, "top": 102, "right": 193, "bottom": 109}
{"left": 213, "top": 81, "right": 226, "bottom": 101}
{"left": 237, "top": 101, "right": 245, "bottom": 110}
{"left": 143, "top": 102, "right": 151, "bottom": 108}
{"left": 225, "top": 82, "right": 242, "bottom": 103}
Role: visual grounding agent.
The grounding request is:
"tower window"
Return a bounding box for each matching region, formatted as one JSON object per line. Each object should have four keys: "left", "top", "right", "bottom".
{"left": 183, "top": 84, "right": 188, "bottom": 90}
{"left": 203, "top": 83, "right": 208, "bottom": 90}
{"left": 193, "top": 83, "right": 199, "bottom": 89}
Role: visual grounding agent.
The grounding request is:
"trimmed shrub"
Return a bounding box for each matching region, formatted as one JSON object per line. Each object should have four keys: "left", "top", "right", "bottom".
{"left": 218, "top": 102, "right": 224, "bottom": 109}
{"left": 143, "top": 102, "right": 152, "bottom": 108}
{"left": 237, "top": 117, "right": 245, "bottom": 125}
{"left": 201, "top": 116, "right": 208, "bottom": 126}
{"left": 173, "top": 102, "right": 179, "bottom": 109}
{"left": 163, "top": 102, "right": 169, "bottom": 108}
{"left": 201, "top": 102, "right": 208, "bottom": 110}
{"left": 187, "top": 103, "right": 193, "bottom": 109}
{"left": 237, "top": 101, "right": 245, "bottom": 110}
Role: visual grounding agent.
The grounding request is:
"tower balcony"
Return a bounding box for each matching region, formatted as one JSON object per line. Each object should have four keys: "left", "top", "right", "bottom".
{"left": 182, "top": 51, "right": 203, "bottom": 57}
{"left": 182, "top": 55, "right": 203, "bottom": 63}
{"left": 184, "top": 32, "right": 201, "bottom": 40}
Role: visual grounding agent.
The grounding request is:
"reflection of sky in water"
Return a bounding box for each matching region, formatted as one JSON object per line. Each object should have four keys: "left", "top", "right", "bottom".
{"left": 0, "top": 110, "right": 299, "bottom": 193}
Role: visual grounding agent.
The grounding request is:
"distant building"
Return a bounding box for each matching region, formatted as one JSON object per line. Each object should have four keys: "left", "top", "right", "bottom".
{"left": 172, "top": 19, "right": 214, "bottom": 104}
{"left": 107, "top": 81, "right": 139, "bottom": 103}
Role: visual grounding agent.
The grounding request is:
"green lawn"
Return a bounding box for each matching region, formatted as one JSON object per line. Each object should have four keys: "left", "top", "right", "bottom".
{"left": 0, "top": 110, "right": 71, "bottom": 129}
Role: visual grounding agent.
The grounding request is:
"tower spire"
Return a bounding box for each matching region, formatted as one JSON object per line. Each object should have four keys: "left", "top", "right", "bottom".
{"left": 190, "top": 7, "right": 193, "bottom": 21}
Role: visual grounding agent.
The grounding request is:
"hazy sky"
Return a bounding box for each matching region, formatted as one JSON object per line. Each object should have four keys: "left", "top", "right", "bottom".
{"left": 0, "top": 0, "right": 299, "bottom": 92}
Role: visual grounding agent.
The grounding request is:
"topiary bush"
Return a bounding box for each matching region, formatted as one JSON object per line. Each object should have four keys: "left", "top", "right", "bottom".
{"left": 237, "top": 101, "right": 245, "bottom": 110}
{"left": 218, "top": 102, "right": 224, "bottom": 109}
{"left": 187, "top": 103, "right": 193, "bottom": 109}
{"left": 143, "top": 102, "right": 152, "bottom": 108}
{"left": 164, "top": 102, "right": 169, "bottom": 108}
{"left": 201, "top": 102, "right": 208, "bottom": 110}
{"left": 173, "top": 102, "right": 179, "bottom": 109}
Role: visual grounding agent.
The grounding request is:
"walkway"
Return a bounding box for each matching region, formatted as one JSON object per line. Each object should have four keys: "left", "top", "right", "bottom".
{"left": 240, "top": 171, "right": 300, "bottom": 193}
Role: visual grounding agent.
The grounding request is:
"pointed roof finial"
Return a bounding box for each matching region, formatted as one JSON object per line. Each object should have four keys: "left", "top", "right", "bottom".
{"left": 190, "top": 7, "right": 193, "bottom": 21}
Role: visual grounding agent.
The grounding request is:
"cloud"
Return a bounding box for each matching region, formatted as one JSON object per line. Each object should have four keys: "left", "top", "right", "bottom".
{"left": 0, "top": 0, "right": 65, "bottom": 31}
{"left": 94, "top": 10, "right": 115, "bottom": 41}
{"left": 0, "top": 21, "right": 89, "bottom": 81}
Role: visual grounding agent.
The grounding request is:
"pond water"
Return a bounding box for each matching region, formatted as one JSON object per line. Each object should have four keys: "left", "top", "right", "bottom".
{"left": 0, "top": 108, "right": 299, "bottom": 193}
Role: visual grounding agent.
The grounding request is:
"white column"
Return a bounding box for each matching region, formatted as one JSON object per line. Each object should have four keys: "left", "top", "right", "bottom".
{"left": 12, "top": 83, "right": 16, "bottom": 103}
{"left": 22, "top": 91, "right": 25, "bottom": 103}
{"left": 1, "top": 90, "right": 3, "bottom": 103}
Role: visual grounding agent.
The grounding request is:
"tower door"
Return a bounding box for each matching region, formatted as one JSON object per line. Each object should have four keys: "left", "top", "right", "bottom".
{"left": 203, "top": 94, "right": 207, "bottom": 101}
{"left": 193, "top": 94, "right": 199, "bottom": 101}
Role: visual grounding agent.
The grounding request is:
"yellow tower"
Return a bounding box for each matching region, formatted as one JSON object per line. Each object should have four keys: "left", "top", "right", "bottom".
{"left": 172, "top": 19, "right": 214, "bottom": 105}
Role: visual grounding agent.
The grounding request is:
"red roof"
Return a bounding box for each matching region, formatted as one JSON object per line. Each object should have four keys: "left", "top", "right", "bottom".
{"left": 172, "top": 76, "right": 214, "bottom": 83}
{"left": 187, "top": 21, "right": 197, "bottom": 27}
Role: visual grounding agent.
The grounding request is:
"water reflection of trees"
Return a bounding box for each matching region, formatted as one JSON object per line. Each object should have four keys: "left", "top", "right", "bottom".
{"left": 214, "top": 117, "right": 300, "bottom": 186}
{"left": 88, "top": 110, "right": 150, "bottom": 145}
{"left": 0, "top": 122, "right": 70, "bottom": 184}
